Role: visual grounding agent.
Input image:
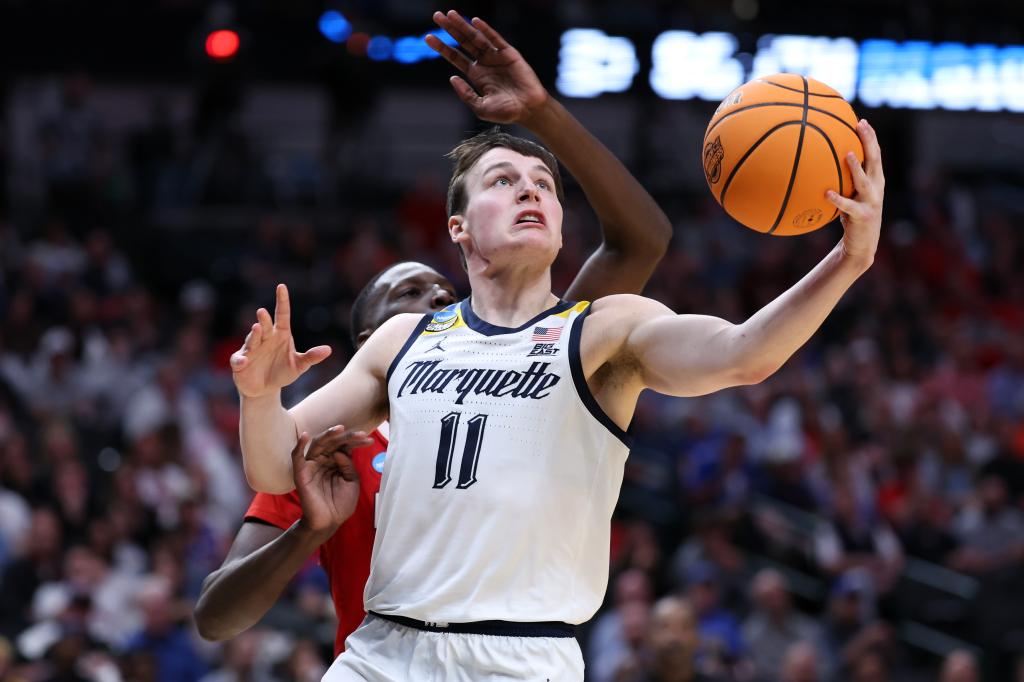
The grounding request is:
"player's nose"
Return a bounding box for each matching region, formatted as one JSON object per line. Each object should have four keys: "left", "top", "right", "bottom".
{"left": 431, "top": 286, "right": 456, "bottom": 309}
{"left": 517, "top": 182, "right": 540, "bottom": 203}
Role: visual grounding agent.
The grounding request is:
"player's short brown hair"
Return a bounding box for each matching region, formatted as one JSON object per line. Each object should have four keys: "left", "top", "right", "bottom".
{"left": 445, "top": 127, "right": 564, "bottom": 217}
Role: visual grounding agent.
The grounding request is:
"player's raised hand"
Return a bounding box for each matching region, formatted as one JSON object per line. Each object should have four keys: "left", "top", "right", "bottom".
{"left": 827, "top": 119, "right": 885, "bottom": 266}
{"left": 292, "top": 426, "right": 373, "bottom": 537}
{"left": 230, "top": 284, "right": 332, "bottom": 398}
{"left": 425, "top": 11, "right": 549, "bottom": 126}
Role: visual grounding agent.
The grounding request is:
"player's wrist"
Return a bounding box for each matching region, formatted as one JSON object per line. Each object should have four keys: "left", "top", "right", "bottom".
{"left": 518, "top": 91, "right": 557, "bottom": 131}
{"left": 296, "top": 516, "right": 338, "bottom": 544}
{"left": 838, "top": 238, "right": 876, "bottom": 273}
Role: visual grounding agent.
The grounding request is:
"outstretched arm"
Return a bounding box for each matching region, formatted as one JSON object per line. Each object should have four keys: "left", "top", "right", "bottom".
{"left": 195, "top": 427, "right": 369, "bottom": 640}
{"left": 592, "top": 121, "right": 884, "bottom": 404}
{"left": 426, "top": 12, "right": 671, "bottom": 300}
{"left": 232, "top": 284, "right": 403, "bottom": 493}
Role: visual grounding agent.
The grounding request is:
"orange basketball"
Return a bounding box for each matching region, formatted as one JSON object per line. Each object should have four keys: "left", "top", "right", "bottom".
{"left": 701, "top": 73, "right": 864, "bottom": 236}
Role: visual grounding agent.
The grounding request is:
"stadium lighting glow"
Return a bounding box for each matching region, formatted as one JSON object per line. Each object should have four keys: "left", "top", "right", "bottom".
{"left": 367, "top": 36, "right": 394, "bottom": 61}
{"left": 319, "top": 10, "right": 352, "bottom": 44}
{"left": 205, "top": 30, "right": 240, "bottom": 60}
{"left": 556, "top": 29, "right": 640, "bottom": 98}
{"left": 560, "top": 29, "right": 1024, "bottom": 112}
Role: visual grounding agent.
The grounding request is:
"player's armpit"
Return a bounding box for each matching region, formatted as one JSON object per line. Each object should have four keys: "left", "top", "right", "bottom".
{"left": 290, "top": 312, "right": 424, "bottom": 438}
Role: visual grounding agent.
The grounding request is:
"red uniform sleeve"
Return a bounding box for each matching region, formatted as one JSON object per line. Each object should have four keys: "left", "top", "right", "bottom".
{"left": 245, "top": 491, "right": 303, "bottom": 531}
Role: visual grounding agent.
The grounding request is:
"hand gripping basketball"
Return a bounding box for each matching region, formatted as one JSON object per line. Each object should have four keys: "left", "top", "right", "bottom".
{"left": 230, "top": 284, "right": 332, "bottom": 399}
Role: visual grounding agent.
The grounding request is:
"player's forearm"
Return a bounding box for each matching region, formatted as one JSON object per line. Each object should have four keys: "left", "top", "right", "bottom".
{"left": 240, "top": 391, "right": 299, "bottom": 493}
{"left": 523, "top": 97, "right": 672, "bottom": 257}
{"left": 194, "top": 521, "right": 330, "bottom": 641}
{"left": 728, "top": 242, "right": 872, "bottom": 381}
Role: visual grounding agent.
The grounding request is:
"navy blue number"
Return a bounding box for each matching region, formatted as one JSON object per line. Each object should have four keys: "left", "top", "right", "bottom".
{"left": 433, "top": 412, "right": 460, "bottom": 488}
{"left": 433, "top": 412, "right": 488, "bottom": 490}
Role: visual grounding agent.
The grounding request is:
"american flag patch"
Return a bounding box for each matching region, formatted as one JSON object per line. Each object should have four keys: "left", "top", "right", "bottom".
{"left": 532, "top": 326, "right": 563, "bottom": 342}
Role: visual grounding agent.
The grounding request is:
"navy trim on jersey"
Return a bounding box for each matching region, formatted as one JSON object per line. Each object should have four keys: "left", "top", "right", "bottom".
{"left": 385, "top": 314, "right": 433, "bottom": 385}
{"left": 568, "top": 305, "right": 633, "bottom": 448}
{"left": 460, "top": 297, "right": 575, "bottom": 337}
{"left": 369, "top": 611, "right": 576, "bottom": 638}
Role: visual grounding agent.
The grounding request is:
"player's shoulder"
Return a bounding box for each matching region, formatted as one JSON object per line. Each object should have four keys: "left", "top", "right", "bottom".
{"left": 359, "top": 313, "right": 427, "bottom": 362}
{"left": 579, "top": 295, "right": 672, "bottom": 366}
{"left": 588, "top": 294, "right": 672, "bottom": 325}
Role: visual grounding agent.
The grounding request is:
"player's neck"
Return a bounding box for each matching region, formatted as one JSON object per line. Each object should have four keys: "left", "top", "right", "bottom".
{"left": 467, "top": 265, "right": 556, "bottom": 329}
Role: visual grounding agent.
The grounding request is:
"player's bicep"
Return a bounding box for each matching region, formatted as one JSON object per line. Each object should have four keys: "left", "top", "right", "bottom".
{"left": 627, "top": 312, "right": 750, "bottom": 397}
{"left": 563, "top": 244, "right": 659, "bottom": 301}
{"left": 290, "top": 313, "right": 419, "bottom": 436}
{"left": 291, "top": 354, "right": 386, "bottom": 437}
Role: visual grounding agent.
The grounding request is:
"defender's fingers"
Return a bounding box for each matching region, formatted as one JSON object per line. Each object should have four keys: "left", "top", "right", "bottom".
{"left": 470, "top": 17, "right": 510, "bottom": 49}
{"left": 445, "top": 10, "right": 495, "bottom": 56}
{"left": 292, "top": 432, "right": 311, "bottom": 460}
{"left": 425, "top": 33, "right": 472, "bottom": 72}
{"left": 274, "top": 283, "right": 291, "bottom": 331}
{"left": 449, "top": 76, "right": 481, "bottom": 107}
{"left": 306, "top": 425, "right": 347, "bottom": 460}
{"left": 433, "top": 11, "right": 476, "bottom": 53}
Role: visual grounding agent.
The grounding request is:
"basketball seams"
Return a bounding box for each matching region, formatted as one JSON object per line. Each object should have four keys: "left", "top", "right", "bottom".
{"left": 767, "top": 77, "right": 810, "bottom": 235}
{"left": 805, "top": 122, "right": 843, "bottom": 225}
{"left": 705, "top": 102, "right": 856, "bottom": 143}
{"left": 756, "top": 78, "right": 844, "bottom": 99}
{"left": 718, "top": 121, "right": 803, "bottom": 215}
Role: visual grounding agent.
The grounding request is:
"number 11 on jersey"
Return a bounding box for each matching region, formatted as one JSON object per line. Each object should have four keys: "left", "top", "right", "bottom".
{"left": 433, "top": 411, "right": 488, "bottom": 490}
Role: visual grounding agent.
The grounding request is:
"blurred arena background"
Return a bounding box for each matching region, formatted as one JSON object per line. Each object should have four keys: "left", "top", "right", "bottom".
{"left": 1, "top": 1, "right": 1024, "bottom": 680}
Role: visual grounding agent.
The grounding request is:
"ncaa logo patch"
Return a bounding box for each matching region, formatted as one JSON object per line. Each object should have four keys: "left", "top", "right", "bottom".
{"left": 425, "top": 306, "right": 458, "bottom": 333}
{"left": 372, "top": 453, "right": 386, "bottom": 473}
{"left": 703, "top": 136, "right": 725, "bottom": 184}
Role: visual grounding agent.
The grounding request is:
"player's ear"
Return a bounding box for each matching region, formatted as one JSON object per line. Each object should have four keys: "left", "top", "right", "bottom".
{"left": 448, "top": 215, "right": 467, "bottom": 246}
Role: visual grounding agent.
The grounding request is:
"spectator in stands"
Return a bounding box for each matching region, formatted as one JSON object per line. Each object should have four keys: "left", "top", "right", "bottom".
{"left": 742, "top": 569, "right": 828, "bottom": 681}
{"left": 588, "top": 568, "right": 655, "bottom": 682}
{"left": 123, "top": 576, "right": 207, "bottom": 682}
{"left": 821, "top": 571, "right": 894, "bottom": 677}
{"left": 940, "top": 650, "right": 980, "bottom": 682}
{"left": 683, "top": 561, "right": 745, "bottom": 674}
{"left": 779, "top": 641, "right": 821, "bottom": 682}
{"left": 635, "top": 596, "right": 725, "bottom": 682}
{"left": 814, "top": 484, "right": 903, "bottom": 593}
{"left": 949, "top": 473, "right": 1024, "bottom": 574}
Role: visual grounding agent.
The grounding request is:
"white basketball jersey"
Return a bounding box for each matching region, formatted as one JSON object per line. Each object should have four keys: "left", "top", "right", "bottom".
{"left": 364, "top": 298, "right": 631, "bottom": 625}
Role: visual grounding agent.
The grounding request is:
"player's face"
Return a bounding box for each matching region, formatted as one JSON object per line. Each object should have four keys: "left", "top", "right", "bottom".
{"left": 451, "top": 148, "right": 563, "bottom": 269}
{"left": 357, "top": 263, "right": 458, "bottom": 348}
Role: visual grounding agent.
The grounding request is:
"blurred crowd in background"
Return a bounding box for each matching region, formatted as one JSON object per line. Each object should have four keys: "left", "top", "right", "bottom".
{"left": 1, "top": 64, "right": 1023, "bottom": 682}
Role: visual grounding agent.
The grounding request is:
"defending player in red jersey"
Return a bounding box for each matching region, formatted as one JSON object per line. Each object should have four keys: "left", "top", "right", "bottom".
{"left": 194, "top": 14, "right": 674, "bottom": 652}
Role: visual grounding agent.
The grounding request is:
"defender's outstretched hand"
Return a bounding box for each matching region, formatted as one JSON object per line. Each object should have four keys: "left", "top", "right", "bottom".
{"left": 292, "top": 426, "right": 372, "bottom": 537}
{"left": 425, "top": 11, "right": 549, "bottom": 126}
{"left": 231, "top": 284, "right": 332, "bottom": 398}
{"left": 827, "top": 119, "right": 885, "bottom": 266}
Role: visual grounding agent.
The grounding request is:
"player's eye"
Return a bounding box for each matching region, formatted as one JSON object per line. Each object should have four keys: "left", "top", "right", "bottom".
{"left": 399, "top": 288, "right": 420, "bottom": 298}
{"left": 494, "top": 176, "right": 512, "bottom": 187}
{"left": 536, "top": 179, "right": 550, "bottom": 191}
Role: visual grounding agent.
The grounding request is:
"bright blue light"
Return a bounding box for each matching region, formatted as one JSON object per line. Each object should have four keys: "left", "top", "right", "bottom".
{"left": 367, "top": 36, "right": 394, "bottom": 61}
{"left": 319, "top": 10, "right": 352, "bottom": 44}
{"left": 429, "top": 30, "right": 458, "bottom": 48}
{"left": 394, "top": 35, "right": 434, "bottom": 63}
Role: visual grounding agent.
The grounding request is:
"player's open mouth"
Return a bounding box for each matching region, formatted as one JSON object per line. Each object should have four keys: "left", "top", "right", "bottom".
{"left": 514, "top": 211, "right": 545, "bottom": 228}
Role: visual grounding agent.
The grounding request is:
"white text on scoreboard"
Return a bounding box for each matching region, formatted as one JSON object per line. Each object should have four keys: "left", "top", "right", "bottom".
{"left": 557, "top": 29, "right": 1024, "bottom": 112}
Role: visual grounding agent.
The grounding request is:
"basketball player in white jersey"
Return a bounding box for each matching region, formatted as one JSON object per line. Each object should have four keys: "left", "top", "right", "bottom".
{"left": 232, "top": 12, "right": 885, "bottom": 681}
